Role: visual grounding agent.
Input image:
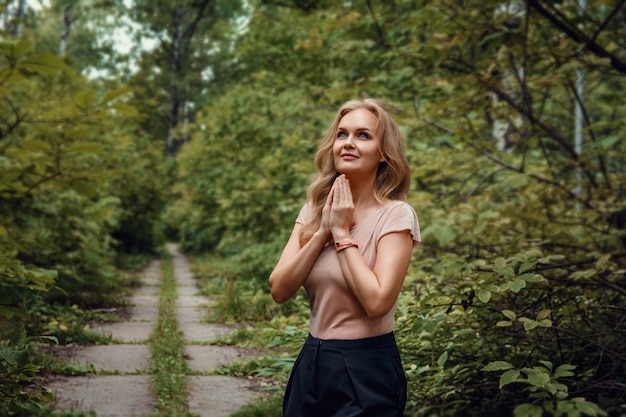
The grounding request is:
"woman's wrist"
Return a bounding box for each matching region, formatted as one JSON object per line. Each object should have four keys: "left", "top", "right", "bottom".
{"left": 331, "top": 228, "right": 351, "bottom": 241}
{"left": 312, "top": 229, "right": 331, "bottom": 244}
{"left": 334, "top": 237, "right": 358, "bottom": 252}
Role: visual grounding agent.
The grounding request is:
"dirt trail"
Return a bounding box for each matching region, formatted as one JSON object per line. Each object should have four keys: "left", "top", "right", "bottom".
{"left": 47, "top": 243, "right": 259, "bottom": 417}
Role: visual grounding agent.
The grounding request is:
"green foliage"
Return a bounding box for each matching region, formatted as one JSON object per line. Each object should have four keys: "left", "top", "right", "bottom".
{"left": 192, "top": 253, "right": 307, "bottom": 323}
{"left": 483, "top": 361, "right": 608, "bottom": 417}
{"left": 1, "top": 26, "right": 166, "bottom": 415}
{"left": 0, "top": 328, "right": 56, "bottom": 415}
{"left": 228, "top": 395, "right": 283, "bottom": 417}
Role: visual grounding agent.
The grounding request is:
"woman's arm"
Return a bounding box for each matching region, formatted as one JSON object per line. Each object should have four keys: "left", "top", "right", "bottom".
{"left": 336, "top": 231, "right": 413, "bottom": 317}
{"left": 270, "top": 186, "right": 337, "bottom": 303}
{"left": 268, "top": 225, "right": 328, "bottom": 303}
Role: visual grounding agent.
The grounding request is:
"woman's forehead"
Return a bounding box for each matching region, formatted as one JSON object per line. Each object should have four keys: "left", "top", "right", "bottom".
{"left": 338, "top": 108, "right": 378, "bottom": 129}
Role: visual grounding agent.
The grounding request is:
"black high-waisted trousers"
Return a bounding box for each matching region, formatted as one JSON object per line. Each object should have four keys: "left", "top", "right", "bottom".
{"left": 283, "top": 332, "right": 407, "bottom": 417}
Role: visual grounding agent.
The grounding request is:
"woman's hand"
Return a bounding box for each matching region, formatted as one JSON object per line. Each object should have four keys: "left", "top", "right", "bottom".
{"left": 329, "top": 175, "right": 354, "bottom": 240}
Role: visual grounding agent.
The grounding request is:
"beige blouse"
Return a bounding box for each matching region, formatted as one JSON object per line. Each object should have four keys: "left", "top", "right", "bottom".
{"left": 296, "top": 200, "right": 421, "bottom": 340}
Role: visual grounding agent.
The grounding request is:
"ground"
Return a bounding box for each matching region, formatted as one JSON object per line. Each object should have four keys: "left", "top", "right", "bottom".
{"left": 45, "top": 243, "right": 264, "bottom": 417}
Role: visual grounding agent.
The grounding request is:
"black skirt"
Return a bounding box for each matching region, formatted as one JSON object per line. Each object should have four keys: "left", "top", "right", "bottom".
{"left": 283, "top": 332, "right": 407, "bottom": 417}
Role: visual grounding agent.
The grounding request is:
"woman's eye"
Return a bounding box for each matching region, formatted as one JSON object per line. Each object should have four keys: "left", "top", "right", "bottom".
{"left": 358, "top": 132, "right": 369, "bottom": 139}
{"left": 337, "top": 132, "right": 347, "bottom": 138}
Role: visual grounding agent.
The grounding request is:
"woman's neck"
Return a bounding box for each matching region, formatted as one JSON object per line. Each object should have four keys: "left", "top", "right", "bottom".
{"left": 347, "top": 174, "right": 381, "bottom": 209}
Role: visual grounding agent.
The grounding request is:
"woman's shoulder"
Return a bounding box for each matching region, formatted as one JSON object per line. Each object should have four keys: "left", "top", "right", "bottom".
{"left": 381, "top": 199, "right": 417, "bottom": 216}
{"left": 381, "top": 200, "right": 420, "bottom": 244}
{"left": 295, "top": 202, "right": 310, "bottom": 224}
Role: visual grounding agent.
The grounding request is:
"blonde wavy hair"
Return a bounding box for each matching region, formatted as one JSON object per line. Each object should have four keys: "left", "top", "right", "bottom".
{"left": 299, "top": 98, "right": 410, "bottom": 246}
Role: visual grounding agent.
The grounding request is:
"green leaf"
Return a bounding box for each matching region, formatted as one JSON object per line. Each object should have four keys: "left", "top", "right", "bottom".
{"left": 574, "top": 399, "right": 604, "bottom": 416}
{"left": 70, "top": 179, "right": 98, "bottom": 198}
{"left": 518, "top": 273, "right": 544, "bottom": 283}
{"left": 23, "top": 139, "right": 53, "bottom": 153}
{"left": 75, "top": 90, "right": 98, "bottom": 109}
{"left": 110, "top": 103, "right": 139, "bottom": 116}
{"left": 0, "top": 39, "right": 33, "bottom": 58}
{"left": 33, "top": 335, "right": 59, "bottom": 344}
{"left": 502, "top": 310, "right": 516, "bottom": 320}
{"left": 570, "top": 269, "right": 596, "bottom": 280}
{"left": 520, "top": 318, "right": 539, "bottom": 331}
{"left": 538, "top": 319, "right": 552, "bottom": 328}
{"left": 495, "top": 266, "right": 515, "bottom": 278}
{"left": 437, "top": 351, "right": 448, "bottom": 368}
{"left": 477, "top": 289, "right": 491, "bottom": 303}
{"left": 539, "top": 360, "right": 553, "bottom": 371}
{"left": 514, "top": 403, "right": 543, "bottom": 417}
{"left": 64, "top": 143, "right": 104, "bottom": 155}
{"left": 554, "top": 364, "right": 576, "bottom": 378}
{"left": 536, "top": 309, "right": 551, "bottom": 321}
{"left": 500, "top": 369, "right": 521, "bottom": 388}
{"left": 432, "top": 224, "right": 457, "bottom": 244}
{"left": 518, "top": 260, "right": 536, "bottom": 273}
{"left": 527, "top": 371, "right": 550, "bottom": 387}
{"left": 20, "top": 52, "right": 74, "bottom": 75}
{"left": 509, "top": 279, "right": 526, "bottom": 293}
{"left": 524, "top": 248, "right": 543, "bottom": 259}
{"left": 596, "top": 135, "right": 620, "bottom": 150}
{"left": 100, "top": 86, "right": 133, "bottom": 105}
{"left": 482, "top": 361, "right": 514, "bottom": 371}
{"left": 595, "top": 253, "right": 611, "bottom": 271}
{"left": 0, "top": 305, "right": 27, "bottom": 319}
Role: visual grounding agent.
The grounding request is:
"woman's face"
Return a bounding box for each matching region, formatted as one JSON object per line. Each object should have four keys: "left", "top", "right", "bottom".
{"left": 333, "top": 108, "right": 384, "bottom": 178}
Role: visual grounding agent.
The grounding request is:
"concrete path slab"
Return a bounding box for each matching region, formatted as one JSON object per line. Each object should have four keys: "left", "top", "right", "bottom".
{"left": 91, "top": 322, "right": 154, "bottom": 342}
{"left": 133, "top": 286, "right": 160, "bottom": 296}
{"left": 127, "top": 305, "right": 159, "bottom": 322}
{"left": 178, "top": 285, "right": 199, "bottom": 296}
{"left": 176, "top": 306, "right": 207, "bottom": 322}
{"left": 187, "top": 376, "right": 258, "bottom": 417}
{"left": 180, "top": 322, "right": 235, "bottom": 342}
{"left": 185, "top": 345, "right": 256, "bottom": 373}
{"left": 50, "top": 375, "right": 154, "bottom": 417}
{"left": 177, "top": 294, "right": 209, "bottom": 308}
{"left": 129, "top": 294, "right": 159, "bottom": 307}
{"left": 53, "top": 345, "right": 152, "bottom": 372}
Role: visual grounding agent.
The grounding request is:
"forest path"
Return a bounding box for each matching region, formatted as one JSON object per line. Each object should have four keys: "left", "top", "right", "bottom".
{"left": 47, "top": 243, "right": 259, "bottom": 417}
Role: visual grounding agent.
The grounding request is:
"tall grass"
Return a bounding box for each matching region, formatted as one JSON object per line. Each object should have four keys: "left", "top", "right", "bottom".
{"left": 149, "top": 255, "right": 192, "bottom": 417}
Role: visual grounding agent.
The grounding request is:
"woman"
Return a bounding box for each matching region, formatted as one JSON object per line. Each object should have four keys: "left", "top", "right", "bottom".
{"left": 269, "top": 98, "right": 421, "bottom": 417}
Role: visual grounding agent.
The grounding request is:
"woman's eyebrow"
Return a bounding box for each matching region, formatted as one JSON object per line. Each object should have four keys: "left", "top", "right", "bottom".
{"left": 337, "top": 126, "right": 373, "bottom": 131}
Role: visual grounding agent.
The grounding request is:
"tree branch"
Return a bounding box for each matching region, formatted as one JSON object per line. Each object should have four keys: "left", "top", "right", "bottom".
{"left": 591, "top": 0, "right": 626, "bottom": 43}
{"left": 468, "top": 141, "right": 602, "bottom": 214}
{"left": 365, "top": 0, "right": 390, "bottom": 48}
{"left": 527, "top": 0, "right": 626, "bottom": 74}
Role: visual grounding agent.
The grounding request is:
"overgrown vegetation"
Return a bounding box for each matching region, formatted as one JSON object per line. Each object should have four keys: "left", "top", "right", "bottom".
{"left": 1, "top": 16, "right": 165, "bottom": 417}
{"left": 149, "top": 254, "right": 192, "bottom": 417}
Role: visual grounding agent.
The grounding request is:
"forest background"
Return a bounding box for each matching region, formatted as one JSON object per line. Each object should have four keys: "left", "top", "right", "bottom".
{"left": 1, "top": 0, "right": 625, "bottom": 416}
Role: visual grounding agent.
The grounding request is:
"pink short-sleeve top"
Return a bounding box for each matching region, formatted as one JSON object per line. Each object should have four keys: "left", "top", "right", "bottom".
{"left": 296, "top": 200, "right": 421, "bottom": 340}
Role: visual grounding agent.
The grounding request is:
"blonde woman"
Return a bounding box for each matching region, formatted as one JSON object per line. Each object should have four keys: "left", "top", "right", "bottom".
{"left": 269, "top": 98, "right": 421, "bottom": 417}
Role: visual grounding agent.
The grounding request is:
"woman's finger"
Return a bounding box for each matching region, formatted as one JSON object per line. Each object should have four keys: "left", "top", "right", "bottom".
{"left": 343, "top": 178, "right": 353, "bottom": 205}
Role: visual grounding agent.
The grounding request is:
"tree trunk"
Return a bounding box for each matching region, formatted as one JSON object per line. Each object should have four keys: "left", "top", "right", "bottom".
{"left": 59, "top": 3, "right": 74, "bottom": 56}
{"left": 4, "top": 0, "right": 26, "bottom": 37}
{"left": 166, "top": 7, "right": 184, "bottom": 156}
{"left": 490, "top": 0, "right": 527, "bottom": 152}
